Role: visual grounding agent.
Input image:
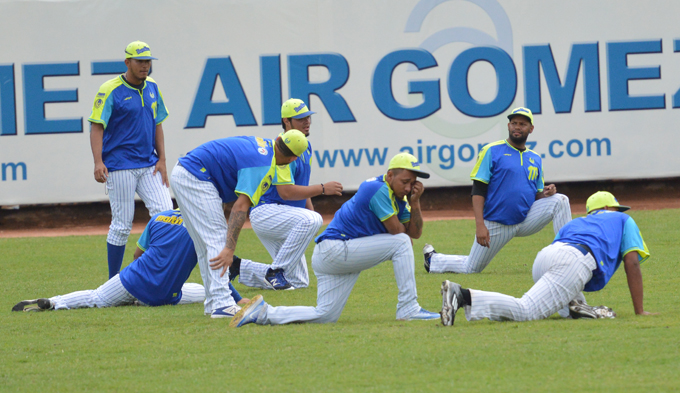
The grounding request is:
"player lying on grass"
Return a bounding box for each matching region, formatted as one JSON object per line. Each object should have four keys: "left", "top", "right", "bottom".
{"left": 230, "top": 153, "right": 442, "bottom": 328}
{"left": 439, "top": 191, "right": 656, "bottom": 326}
{"left": 12, "top": 209, "right": 248, "bottom": 314}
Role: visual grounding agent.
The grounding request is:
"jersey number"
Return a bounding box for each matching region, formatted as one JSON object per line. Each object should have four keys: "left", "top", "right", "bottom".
{"left": 527, "top": 166, "right": 538, "bottom": 181}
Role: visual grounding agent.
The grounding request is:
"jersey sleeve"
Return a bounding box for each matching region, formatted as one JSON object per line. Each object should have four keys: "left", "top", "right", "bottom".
{"left": 155, "top": 85, "right": 169, "bottom": 124}
{"left": 621, "top": 217, "right": 650, "bottom": 263}
{"left": 368, "top": 184, "right": 398, "bottom": 222}
{"left": 136, "top": 220, "right": 153, "bottom": 251}
{"left": 536, "top": 160, "right": 545, "bottom": 192}
{"left": 470, "top": 146, "right": 493, "bottom": 183}
{"left": 235, "top": 165, "right": 276, "bottom": 206}
{"left": 397, "top": 197, "right": 411, "bottom": 223}
{"left": 88, "top": 88, "right": 115, "bottom": 129}
{"left": 272, "top": 163, "right": 294, "bottom": 185}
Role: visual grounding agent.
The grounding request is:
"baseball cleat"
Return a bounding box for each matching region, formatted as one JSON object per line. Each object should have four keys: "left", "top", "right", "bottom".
{"left": 423, "top": 243, "right": 436, "bottom": 273}
{"left": 265, "top": 268, "right": 294, "bottom": 290}
{"left": 12, "top": 298, "right": 53, "bottom": 312}
{"left": 230, "top": 295, "right": 266, "bottom": 328}
{"left": 210, "top": 305, "right": 241, "bottom": 319}
{"left": 568, "top": 300, "right": 616, "bottom": 319}
{"left": 400, "top": 308, "right": 440, "bottom": 321}
{"left": 440, "top": 280, "right": 465, "bottom": 326}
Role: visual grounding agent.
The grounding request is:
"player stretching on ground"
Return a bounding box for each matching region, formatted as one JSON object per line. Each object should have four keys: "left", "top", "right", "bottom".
{"left": 170, "top": 131, "right": 308, "bottom": 318}
{"left": 230, "top": 153, "right": 441, "bottom": 327}
{"left": 424, "top": 107, "right": 571, "bottom": 274}
{"left": 233, "top": 98, "right": 343, "bottom": 290}
{"left": 440, "top": 191, "right": 656, "bottom": 326}
{"left": 89, "top": 41, "right": 173, "bottom": 279}
{"left": 12, "top": 209, "right": 248, "bottom": 313}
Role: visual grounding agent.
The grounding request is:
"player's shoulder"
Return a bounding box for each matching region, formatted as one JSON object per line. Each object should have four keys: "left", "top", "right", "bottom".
{"left": 145, "top": 76, "right": 159, "bottom": 85}
{"left": 96, "top": 76, "right": 124, "bottom": 95}
{"left": 480, "top": 140, "right": 506, "bottom": 153}
{"left": 525, "top": 148, "right": 542, "bottom": 160}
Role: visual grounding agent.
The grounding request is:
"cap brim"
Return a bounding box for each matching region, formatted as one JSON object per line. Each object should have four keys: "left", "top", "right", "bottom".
{"left": 507, "top": 114, "right": 532, "bottom": 123}
{"left": 128, "top": 56, "right": 158, "bottom": 60}
{"left": 291, "top": 111, "right": 315, "bottom": 119}
{"left": 616, "top": 205, "right": 631, "bottom": 212}
{"left": 409, "top": 169, "right": 430, "bottom": 179}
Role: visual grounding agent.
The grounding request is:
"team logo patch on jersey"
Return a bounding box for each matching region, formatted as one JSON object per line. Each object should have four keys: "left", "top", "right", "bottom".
{"left": 258, "top": 147, "right": 267, "bottom": 155}
{"left": 97, "top": 92, "right": 105, "bottom": 97}
{"left": 124, "top": 97, "right": 132, "bottom": 101}
{"left": 94, "top": 98, "right": 104, "bottom": 109}
{"left": 529, "top": 157, "right": 535, "bottom": 164}
{"left": 256, "top": 137, "right": 266, "bottom": 147}
{"left": 150, "top": 92, "right": 155, "bottom": 98}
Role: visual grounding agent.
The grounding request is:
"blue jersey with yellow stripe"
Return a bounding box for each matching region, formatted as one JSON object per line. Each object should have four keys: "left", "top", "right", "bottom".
{"left": 471, "top": 140, "right": 544, "bottom": 225}
{"left": 88, "top": 75, "right": 169, "bottom": 171}
{"left": 316, "top": 175, "right": 410, "bottom": 242}
{"left": 257, "top": 142, "right": 313, "bottom": 209}
{"left": 119, "top": 209, "right": 197, "bottom": 306}
{"left": 554, "top": 210, "right": 649, "bottom": 292}
{"left": 178, "top": 136, "right": 277, "bottom": 205}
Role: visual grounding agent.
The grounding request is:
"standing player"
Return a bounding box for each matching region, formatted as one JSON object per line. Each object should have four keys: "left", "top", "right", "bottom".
{"left": 89, "top": 41, "right": 173, "bottom": 279}
{"left": 171, "top": 130, "right": 308, "bottom": 318}
{"left": 424, "top": 107, "right": 571, "bottom": 274}
{"left": 440, "top": 191, "right": 655, "bottom": 326}
{"left": 230, "top": 153, "right": 441, "bottom": 327}
{"left": 235, "top": 98, "right": 343, "bottom": 290}
{"left": 12, "top": 209, "right": 248, "bottom": 313}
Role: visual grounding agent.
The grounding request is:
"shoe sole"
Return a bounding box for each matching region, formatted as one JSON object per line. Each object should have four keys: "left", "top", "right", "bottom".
{"left": 230, "top": 295, "right": 264, "bottom": 328}
{"left": 569, "top": 301, "right": 616, "bottom": 319}
{"left": 440, "top": 281, "right": 455, "bottom": 326}
{"left": 12, "top": 299, "right": 38, "bottom": 312}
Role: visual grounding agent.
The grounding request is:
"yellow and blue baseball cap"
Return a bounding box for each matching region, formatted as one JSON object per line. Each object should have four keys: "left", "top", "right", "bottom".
{"left": 586, "top": 191, "right": 630, "bottom": 214}
{"left": 507, "top": 107, "right": 534, "bottom": 124}
{"left": 281, "top": 129, "right": 309, "bottom": 156}
{"left": 125, "top": 41, "right": 158, "bottom": 60}
{"left": 281, "top": 98, "right": 316, "bottom": 119}
{"left": 388, "top": 153, "right": 430, "bottom": 179}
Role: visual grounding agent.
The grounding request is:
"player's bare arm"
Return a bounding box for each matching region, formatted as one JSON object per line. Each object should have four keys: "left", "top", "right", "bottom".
{"left": 404, "top": 181, "right": 424, "bottom": 239}
{"left": 623, "top": 251, "right": 656, "bottom": 315}
{"left": 277, "top": 181, "right": 343, "bottom": 200}
{"left": 382, "top": 214, "right": 406, "bottom": 235}
{"left": 153, "top": 124, "right": 169, "bottom": 187}
{"left": 305, "top": 198, "right": 314, "bottom": 211}
{"left": 210, "top": 194, "right": 252, "bottom": 277}
{"left": 472, "top": 195, "right": 490, "bottom": 247}
{"left": 536, "top": 184, "right": 557, "bottom": 200}
{"left": 89, "top": 122, "right": 108, "bottom": 183}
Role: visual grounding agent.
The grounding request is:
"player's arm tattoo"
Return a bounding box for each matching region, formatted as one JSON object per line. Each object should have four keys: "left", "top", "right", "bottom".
{"left": 225, "top": 210, "right": 248, "bottom": 250}
{"left": 406, "top": 204, "right": 424, "bottom": 239}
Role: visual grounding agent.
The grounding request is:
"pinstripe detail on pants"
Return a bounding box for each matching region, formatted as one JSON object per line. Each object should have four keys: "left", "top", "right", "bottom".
{"left": 239, "top": 204, "right": 322, "bottom": 289}
{"left": 106, "top": 166, "right": 173, "bottom": 246}
{"left": 50, "top": 274, "right": 135, "bottom": 309}
{"left": 178, "top": 283, "right": 206, "bottom": 305}
{"left": 171, "top": 163, "right": 235, "bottom": 314}
{"left": 430, "top": 193, "right": 571, "bottom": 274}
{"left": 464, "top": 242, "right": 595, "bottom": 321}
{"left": 257, "top": 233, "right": 422, "bottom": 325}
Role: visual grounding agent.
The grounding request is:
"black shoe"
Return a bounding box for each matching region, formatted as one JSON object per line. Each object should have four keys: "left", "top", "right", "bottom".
{"left": 12, "top": 298, "right": 53, "bottom": 312}
{"left": 568, "top": 300, "right": 616, "bottom": 319}
{"left": 440, "top": 280, "right": 465, "bottom": 326}
{"left": 265, "top": 268, "right": 294, "bottom": 290}
{"left": 423, "top": 244, "right": 436, "bottom": 273}
{"left": 229, "top": 255, "right": 242, "bottom": 282}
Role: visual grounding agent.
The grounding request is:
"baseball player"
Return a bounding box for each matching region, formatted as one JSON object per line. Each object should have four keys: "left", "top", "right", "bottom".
{"left": 440, "top": 191, "right": 655, "bottom": 326}
{"left": 230, "top": 153, "right": 442, "bottom": 327}
{"left": 12, "top": 209, "right": 248, "bottom": 313}
{"left": 170, "top": 130, "right": 309, "bottom": 318}
{"left": 234, "top": 98, "right": 343, "bottom": 290}
{"left": 424, "top": 107, "right": 571, "bottom": 274}
{"left": 89, "top": 41, "right": 173, "bottom": 279}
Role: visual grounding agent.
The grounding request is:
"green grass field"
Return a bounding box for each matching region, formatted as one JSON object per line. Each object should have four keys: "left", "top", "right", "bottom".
{"left": 1, "top": 210, "right": 678, "bottom": 392}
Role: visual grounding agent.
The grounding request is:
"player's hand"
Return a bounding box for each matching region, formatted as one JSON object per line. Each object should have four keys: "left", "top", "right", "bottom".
{"left": 94, "top": 162, "right": 108, "bottom": 183}
{"left": 475, "top": 223, "right": 490, "bottom": 248}
{"left": 209, "top": 247, "right": 234, "bottom": 277}
{"left": 409, "top": 181, "right": 424, "bottom": 202}
{"left": 543, "top": 184, "right": 557, "bottom": 197}
{"left": 154, "top": 160, "right": 170, "bottom": 187}
{"left": 323, "top": 181, "right": 343, "bottom": 196}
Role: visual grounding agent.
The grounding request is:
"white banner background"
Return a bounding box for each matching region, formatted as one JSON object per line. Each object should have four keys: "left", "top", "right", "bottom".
{"left": 1, "top": 0, "right": 678, "bottom": 205}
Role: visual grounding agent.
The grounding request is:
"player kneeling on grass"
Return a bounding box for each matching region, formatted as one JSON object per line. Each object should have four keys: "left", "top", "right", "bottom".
{"left": 439, "top": 191, "right": 656, "bottom": 327}
{"left": 230, "top": 153, "right": 441, "bottom": 328}
{"left": 12, "top": 209, "right": 248, "bottom": 313}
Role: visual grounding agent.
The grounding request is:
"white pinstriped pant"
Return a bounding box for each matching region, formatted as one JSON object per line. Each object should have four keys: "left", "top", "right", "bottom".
{"left": 171, "top": 163, "right": 236, "bottom": 314}
{"left": 430, "top": 193, "right": 571, "bottom": 274}
{"left": 464, "top": 242, "right": 595, "bottom": 321}
{"left": 49, "top": 274, "right": 205, "bottom": 309}
{"left": 106, "top": 166, "right": 173, "bottom": 246}
{"left": 239, "top": 204, "right": 322, "bottom": 289}
{"left": 256, "top": 233, "right": 422, "bottom": 325}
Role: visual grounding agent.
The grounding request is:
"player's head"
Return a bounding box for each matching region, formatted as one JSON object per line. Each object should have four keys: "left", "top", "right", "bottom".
{"left": 586, "top": 191, "right": 631, "bottom": 214}
{"left": 274, "top": 129, "right": 309, "bottom": 165}
{"left": 124, "top": 41, "right": 156, "bottom": 82}
{"left": 281, "top": 98, "right": 315, "bottom": 136}
{"left": 386, "top": 153, "right": 430, "bottom": 199}
{"left": 507, "top": 107, "right": 534, "bottom": 145}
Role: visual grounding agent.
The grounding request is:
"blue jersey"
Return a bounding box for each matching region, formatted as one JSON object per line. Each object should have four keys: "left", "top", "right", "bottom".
{"left": 316, "top": 175, "right": 410, "bottom": 242}
{"left": 258, "top": 142, "right": 313, "bottom": 209}
{"left": 88, "top": 75, "right": 169, "bottom": 171}
{"left": 471, "top": 140, "right": 544, "bottom": 225}
{"left": 554, "top": 210, "right": 649, "bottom": 292}
{"left": 119, "top": 209, "right": 197, "bottom": 306}
{"left": 178, "top": 136, "right": 278, "bottom": 205}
